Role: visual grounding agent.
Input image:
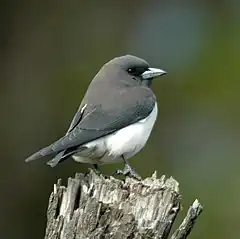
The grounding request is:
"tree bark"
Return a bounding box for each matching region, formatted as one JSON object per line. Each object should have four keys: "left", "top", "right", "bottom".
{"left": 44, "top": 170, "right": 203, "bottom": 239}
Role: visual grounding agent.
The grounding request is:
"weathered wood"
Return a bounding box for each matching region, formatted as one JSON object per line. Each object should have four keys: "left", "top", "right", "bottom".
{"left": 44, "top": 170, "right": 203, "bottom": 239}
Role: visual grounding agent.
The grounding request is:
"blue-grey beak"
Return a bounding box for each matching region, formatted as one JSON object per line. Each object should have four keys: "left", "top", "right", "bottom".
{"left": 141, "top": 68, "right": 167, "bottom": 80}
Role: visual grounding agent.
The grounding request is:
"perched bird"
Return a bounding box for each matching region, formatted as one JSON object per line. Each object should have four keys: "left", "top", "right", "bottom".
{"left": 25, "top": 55, "right": 166, "bottom": 179}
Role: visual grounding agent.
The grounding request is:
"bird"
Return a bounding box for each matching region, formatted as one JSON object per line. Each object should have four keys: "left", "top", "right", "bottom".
{"left": 25, "top": 55, "right": 166, "bottom": 179}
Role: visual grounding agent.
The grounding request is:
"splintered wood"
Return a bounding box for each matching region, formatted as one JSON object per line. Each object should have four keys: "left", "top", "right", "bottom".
{"left": 45, "top": 171, "right": 202, "bottom": 239}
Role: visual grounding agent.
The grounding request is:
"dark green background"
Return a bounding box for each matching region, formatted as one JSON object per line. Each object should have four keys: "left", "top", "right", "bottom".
{"left": 1, "top": 1, "right": 240, "bottom": 238}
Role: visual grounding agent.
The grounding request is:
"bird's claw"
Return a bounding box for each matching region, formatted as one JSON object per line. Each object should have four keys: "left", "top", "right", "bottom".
{"left": 116, "top": 164, "right": 142, "bottom": 180}
{"left": 92, "top": 164, "right": 102, "bottom": 176}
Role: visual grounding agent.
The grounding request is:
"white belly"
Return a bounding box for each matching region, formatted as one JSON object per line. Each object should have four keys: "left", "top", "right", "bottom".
{"left": 72, "top": 103, "right": 158, "bottom": 164}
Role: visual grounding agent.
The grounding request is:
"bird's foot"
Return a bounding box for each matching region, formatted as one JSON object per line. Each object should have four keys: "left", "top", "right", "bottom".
{"left": 92, "top": 164, "right": 102, "bottom": 176}
{"left": 116, "top": 164, "right": 142, "bottom": 180}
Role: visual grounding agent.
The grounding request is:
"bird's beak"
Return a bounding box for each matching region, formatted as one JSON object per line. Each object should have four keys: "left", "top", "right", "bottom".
{"left": 141, "top": 68, "right": 167, "bottom": 80}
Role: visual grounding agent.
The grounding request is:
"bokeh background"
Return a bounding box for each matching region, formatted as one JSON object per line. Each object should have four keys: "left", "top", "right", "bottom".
{"left": 1, "top": 1, "right": 240, "bottom": 238}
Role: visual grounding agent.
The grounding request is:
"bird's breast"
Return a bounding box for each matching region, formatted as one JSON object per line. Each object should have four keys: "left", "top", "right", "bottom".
{"left": 106, "top": 102, "right": 158, "bottom": 159}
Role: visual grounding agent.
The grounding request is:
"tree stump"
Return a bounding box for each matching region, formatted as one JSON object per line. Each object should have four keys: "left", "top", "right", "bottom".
{"left": 45, "top": 170, "right": 203, "bottom": 239}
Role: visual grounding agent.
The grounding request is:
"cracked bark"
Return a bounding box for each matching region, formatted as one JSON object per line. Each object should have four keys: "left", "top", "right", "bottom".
{"left": 44, "top": 170, "right": 203, "bottom": 239}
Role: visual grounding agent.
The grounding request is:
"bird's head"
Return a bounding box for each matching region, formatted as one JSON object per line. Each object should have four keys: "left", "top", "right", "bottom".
{"left": 106, "top": 55, "right": 167, "bottom": 87}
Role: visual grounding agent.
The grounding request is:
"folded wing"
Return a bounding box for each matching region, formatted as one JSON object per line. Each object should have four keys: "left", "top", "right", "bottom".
{"left": 25, "top": 87, "right": 155, "bottom": 163}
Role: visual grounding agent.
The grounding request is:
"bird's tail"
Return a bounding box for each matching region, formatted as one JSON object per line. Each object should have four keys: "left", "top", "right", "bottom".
{"left": 46, "top": 150, "right": 66, "bottom": 167}
{"left": 46, "top": 146, "right": 87, "bottom": 167}
{"left": 25, "top": 144, "right": 55, "bottom": 162}
{"left": 25, "top": 133, "right": 86, "bottom": 165}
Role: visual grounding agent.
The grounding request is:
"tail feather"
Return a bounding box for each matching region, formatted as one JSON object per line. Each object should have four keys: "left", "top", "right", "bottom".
{"left": 46, "top": 151, "right": 66, "bottom": 167}
{"left": 25, "top": 145, "right": 55, "bottom": 162}
{"left": 46, "top": 146, "right": 87, "bottom": 167}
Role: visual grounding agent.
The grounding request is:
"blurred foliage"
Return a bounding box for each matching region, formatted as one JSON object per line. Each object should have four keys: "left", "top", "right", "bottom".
{"left": 1, "top": 1, "right": 240, "bottom": 238}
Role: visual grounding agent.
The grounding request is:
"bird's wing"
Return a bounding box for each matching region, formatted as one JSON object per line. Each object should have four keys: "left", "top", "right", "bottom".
{"left": 25, "top": 87, "right": 155, "bottom": 162}
{"left": 66, "top": 104, "right": 87, "bottom": 133}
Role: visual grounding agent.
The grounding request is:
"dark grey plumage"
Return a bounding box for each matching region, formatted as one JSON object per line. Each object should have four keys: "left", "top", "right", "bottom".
{"left": 25, "top": 55, "right": 157, "bottom": 165}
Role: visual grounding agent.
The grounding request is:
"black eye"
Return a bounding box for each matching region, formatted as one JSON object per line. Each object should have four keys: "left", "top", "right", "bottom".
{"left": 127, "top": 68, "right": 133, "bottom": 73}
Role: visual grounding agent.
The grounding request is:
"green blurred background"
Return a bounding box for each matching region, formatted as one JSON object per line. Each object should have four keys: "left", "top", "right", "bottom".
{"left": 1, "top": 1, "right": 240, "bottom": 238}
